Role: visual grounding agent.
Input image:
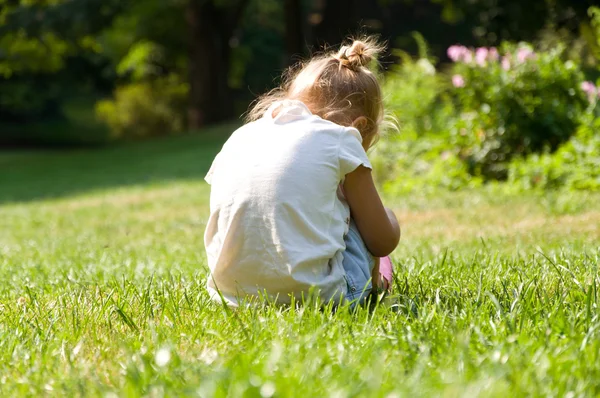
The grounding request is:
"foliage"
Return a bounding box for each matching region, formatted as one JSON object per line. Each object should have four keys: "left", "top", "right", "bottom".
{"left": 383, "top": 50, "right": 441, "bottom": 135}
{"left": 2, "top": 0, "right": 599, "bottom": 144}
{"left": 583, "top": 6, "right": 600, "bottom": 64}
{"left": 374, "top": 34, "right": 477, "bottom": 192}
{"left": 508, "top": 116, "right": 600, "bottom": 191}
{"left": 378, "top": 35, "right": 599, "bottom": 193}
{"left": 0, "top": 0, "right": 122, "bottom": 129}
{"left": 0, "top": 0, "right": 125, "bottom": 39}
{"left": 537, "top": 26, "right": 598, "bottom": 70}
{"left": 0, "top": 0, "right": 282, "bottom": 140}
{"left": 372, "top": 135, "right": 482, "bottom": 195}
{"left": 95, "top": 76, "right": 188, "bottom": 140}
{"left": 0, "top": 31, "right": 69, "bottom": 78}
{"left": 116, "top": 40, "right": 166, "bottom": 81}
{"left": 421, "top": 0, "right": 592, "bottom": 42}
{"left": 447, "top": 43, "right": 590, "bottom": 179}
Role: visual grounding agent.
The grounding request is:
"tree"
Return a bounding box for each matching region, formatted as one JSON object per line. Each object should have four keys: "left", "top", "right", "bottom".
{"left": 100, "top": 0, "right": 253, "bottom": 128}
{"left": 185, "top": 0, "right": 251, "bottom": 128}
{"left": 0, "top": 0, "right": 252, "bottom": 129}
{"left": 0, "top": 0, "right": 124, "bottom": 123}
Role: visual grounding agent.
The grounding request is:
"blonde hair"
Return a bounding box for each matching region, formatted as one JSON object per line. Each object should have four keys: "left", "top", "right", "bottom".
{"left": 246, "top": 37, "right": 386, "bottom": 147}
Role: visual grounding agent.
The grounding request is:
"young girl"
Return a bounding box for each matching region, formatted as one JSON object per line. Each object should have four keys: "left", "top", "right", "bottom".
{"left": 204, "top": 37, "right": 400, "bottom": 307}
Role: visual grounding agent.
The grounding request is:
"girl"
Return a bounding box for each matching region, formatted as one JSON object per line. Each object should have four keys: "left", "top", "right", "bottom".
{"left": 204, "top": 37, "right": 400, "bottom": 307}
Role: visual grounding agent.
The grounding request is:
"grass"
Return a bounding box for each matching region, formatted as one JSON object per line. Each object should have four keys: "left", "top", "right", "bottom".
{"left": 1, "top": 126, "right": 600, "bottom": 397}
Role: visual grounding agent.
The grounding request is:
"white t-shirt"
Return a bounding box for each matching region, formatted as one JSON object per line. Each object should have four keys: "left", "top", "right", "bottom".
{"left": 204, "top": 100, "right": 372, "bottom": 305}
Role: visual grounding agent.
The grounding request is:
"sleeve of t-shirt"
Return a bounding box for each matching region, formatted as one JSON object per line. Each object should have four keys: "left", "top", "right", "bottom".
{"left": 205, "top": 125, "right": 243, "bottom": 185}
{"left": 205, "top": 152, "right": 220, "bottom": 185}
{"left": 338, "top": 126, "right": 372, "bottom": 178}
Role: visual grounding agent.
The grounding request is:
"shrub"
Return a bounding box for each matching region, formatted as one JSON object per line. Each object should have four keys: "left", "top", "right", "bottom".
{"left": 376, "top": 34, "right": 471, "bottom": 191}
{"left": 446, "top": 43, "right": 591, "bottom": 179}
{"left": 373, "top": 135, "right": 482, "bottom": 195}
{"left": 376, "top": 53, "right": 441, "bottom": 184}
{"left": 382, "top": 33, "right": 451, "bottom": 139}
{"left": 376, "top": 38, "right": 599, "bottom": 194}
{"left": 95, "top": 76, "right": 188, "bottom": 140}
{"left": 508, "top": 115, "right": 600, "bottom": 191}
{"left": 383, "top": 54, "right": 440, "bottom": 135}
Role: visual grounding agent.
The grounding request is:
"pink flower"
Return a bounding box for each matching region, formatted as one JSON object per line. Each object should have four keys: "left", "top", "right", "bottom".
{"left": 452, "top": 74, "right": 466, "bottom": 88}
{"left": 488, "top": 47, "right": 499, "bottom": 62}
{"left": 581, "top": 81, "right": 597, "bottom": 101}
{"left": 581, "top": 81, "right": 595, "bottom": 93}
{"left": 463, "top": 50, "right": 474, "bottom": 64}
{"left": 447, "top": 45, "right": 474, "bottom": 63}
{"left": 516, "top": 47, "right": 535, "bottom": 64}
{"left": 501, "top": 56, "right": 511, "bottom": 71}
{"left": 447, "top": 45, "right": 464, "bottom": 62}
{"left": 475, "top": 48, "right": 488, "bottom": 66}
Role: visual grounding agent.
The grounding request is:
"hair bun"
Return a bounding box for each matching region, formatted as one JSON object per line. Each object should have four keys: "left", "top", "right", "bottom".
{"left": 335, "top": 38, "right": 383, "bottom": 70}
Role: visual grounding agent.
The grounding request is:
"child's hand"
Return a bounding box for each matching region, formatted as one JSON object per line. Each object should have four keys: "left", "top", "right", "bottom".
{"left": 371, "top": 257, "right": 381, "bottom": 293}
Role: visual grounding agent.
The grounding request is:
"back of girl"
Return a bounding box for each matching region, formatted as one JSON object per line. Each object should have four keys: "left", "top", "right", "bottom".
{"left": 204, "top": 37, "right": 401, "bottom": 307}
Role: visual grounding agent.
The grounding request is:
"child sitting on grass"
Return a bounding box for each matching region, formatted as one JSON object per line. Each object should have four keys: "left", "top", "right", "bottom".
{"left": 204, "top": 37, "right": 400, "bottom": 307}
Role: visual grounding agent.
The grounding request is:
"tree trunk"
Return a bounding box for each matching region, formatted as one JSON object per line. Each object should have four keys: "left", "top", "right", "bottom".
{"left": 186, "top": 0, "right": 248, "bottom": 129}
{"left": 284, "top": 0, "right": 305, "bottom": 65}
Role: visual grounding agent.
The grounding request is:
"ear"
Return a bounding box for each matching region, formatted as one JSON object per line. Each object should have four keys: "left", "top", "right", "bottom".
{"left": 351, "top": 116, "right": 368, "bottom": 132}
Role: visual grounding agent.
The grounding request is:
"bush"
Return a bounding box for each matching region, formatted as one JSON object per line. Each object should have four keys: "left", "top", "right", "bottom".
{"left": 375, "top": 35, "right": 475, "bottom": 192}
{"left": 95, "top": 76, "right": 188, "bottom": 140}
{"left": 446, "top": 43, "right": 591, "bottom": 179}
{"left": 508, "top": 116, "right": 600, "bottom": 191}
{"left": 383, "top": 55, "right": 440, "bottom": 136}
{"left": 376, "top": 51, "right": 441, "bottom": 185}
{"left": 372, "top": 135, "right": 482, "bottom": 195}
{"left": 376, "top": 38, "right": 600, "bottom": 194}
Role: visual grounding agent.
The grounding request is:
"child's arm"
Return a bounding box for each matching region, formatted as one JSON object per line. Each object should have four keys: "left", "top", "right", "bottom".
{"left": 343, "top": 165, "right": 401, "bottom": 257}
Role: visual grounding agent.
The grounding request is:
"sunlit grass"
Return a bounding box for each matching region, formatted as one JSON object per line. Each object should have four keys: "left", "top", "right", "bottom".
{"left": 1, "top": 130, "right": 599, "bottom": 396}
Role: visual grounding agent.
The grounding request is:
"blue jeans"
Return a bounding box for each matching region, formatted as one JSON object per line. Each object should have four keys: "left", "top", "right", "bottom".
{"left": 342, "top": 221, "right": 375, "bottom": 307}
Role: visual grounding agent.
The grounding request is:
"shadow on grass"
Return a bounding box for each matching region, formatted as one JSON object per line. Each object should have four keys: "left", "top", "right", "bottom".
{"left": 0, "top": 123, "right": 236, "bottom": 204}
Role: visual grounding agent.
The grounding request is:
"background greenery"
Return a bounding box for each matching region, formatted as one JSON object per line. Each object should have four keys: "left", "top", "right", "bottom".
{"left": 2, "top": 0, "right": 599, "bottom": 193}
{"left": 374, "top": 31, "right": 600, "bottom": 194}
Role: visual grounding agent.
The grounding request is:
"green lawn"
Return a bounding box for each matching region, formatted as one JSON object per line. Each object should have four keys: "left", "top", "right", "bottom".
{"left": 1, "top": 127, "right": 600, "bottom": 397}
